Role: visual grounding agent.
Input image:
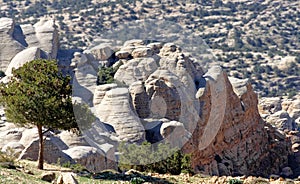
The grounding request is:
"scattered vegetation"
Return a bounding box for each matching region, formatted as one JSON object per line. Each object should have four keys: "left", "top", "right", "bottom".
{"left": 0, "top": 148, "right": 18, "bottom": 169}
{"left": 97, "top": 62, "right": 123, "bottom": 85}
{"left": 0, "top": 59, "right": 93, "bottom": 170}
{"left": 228, "top": 178, "right": 243, "bottom": 184}
{"left": 119, "top": 141, "right": 193, "bottom": 175}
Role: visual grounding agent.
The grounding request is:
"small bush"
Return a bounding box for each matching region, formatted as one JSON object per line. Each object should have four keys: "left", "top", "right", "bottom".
{"left": 97, "top": 62, "right": 123, "bottom": 85}
{"left": 0, "top": 148, "right": 18, "bottom": 169}
{"left": 119, "top": 141, "right": 193, "bottom": 175}
{"left": 130, "top": 177, "right": 145, "bottom": 184}
{"left": 62, "top": 161, "right": 88, "bottom": 173}
{"left": 228, "top": 178, "right": 243, "bottom": 184}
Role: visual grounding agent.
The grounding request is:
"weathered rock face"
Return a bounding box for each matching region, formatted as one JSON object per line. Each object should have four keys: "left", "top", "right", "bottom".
{"left": 182, "top": 68, "right": 291, "bottom": 177}
{"left": 0, "top": 18, "right": 25, "bottom": 71}
{"left": 5, "top": 47, "right": 48, "bottom": 77}
{"left": 95, "top": 87, "right": 145, "bottom": 143}
{"left": 259, "top": 96, "right": 300, "bottom": 131}
{"left": 21, "top": 18, "right": 59, "bottom": 59}
{"left": 19, "top": 137, "right": 74, "bottom": 165}
{"left": 71, "top": 52, "right": 100, "bottom": 105}
{"left": 0, "top": 18, "right": 59, "bottom": 72}
{"left": 89, "top": 43, "right": 114, "bottom": 61}
{"left": 259, "top": 95, "right": 300, "bottom": 177}
{"left": 77, "top": 40, "right": 293, "bottom": 177}
{"left": 114, "top": 57, "right": 158, "bottom": 85}
{"left": 63, "top": 146, "right": 111, "bottom": 173}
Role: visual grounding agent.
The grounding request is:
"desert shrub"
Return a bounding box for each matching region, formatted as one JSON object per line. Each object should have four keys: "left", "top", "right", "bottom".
{"left": 228, "top": 178, "right": 243, "bottom": 184}
{"left": 0, "top": 147, "right": 18, "bottom": 169}
{"left": 119, "top": 141, "right": 193, "bottom": 175}
{"left": 97, "top": 62, "right": 123, "bottom": 85}
{"left": 130, "top": 177, "right": 145, "bottom": 184}
{"left": 62, "top": 161, "right": 88, "bottom": 173}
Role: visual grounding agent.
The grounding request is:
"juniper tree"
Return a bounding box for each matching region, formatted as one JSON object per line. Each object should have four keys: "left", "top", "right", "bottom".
{"left": 0, "top": 59, "right": 91, "bottom": 169}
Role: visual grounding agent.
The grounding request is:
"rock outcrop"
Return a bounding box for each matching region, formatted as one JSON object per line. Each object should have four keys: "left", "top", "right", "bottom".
{"left": 183, "top": 69, "right": 291, "bottom": 177}
{"left": 21, "top": 18, "right": 59, "bottom": 59}
{"left": 76, "top": 40, "right": 293, "bottom": 177}
{"left": 0, "top": 18, "right": 25, "bottom": 71}
{"left": 5, "top": 47, "right": 47, "bottom": 76}
{"left": 0, "top": 17, "right": 58, "bottom": 73}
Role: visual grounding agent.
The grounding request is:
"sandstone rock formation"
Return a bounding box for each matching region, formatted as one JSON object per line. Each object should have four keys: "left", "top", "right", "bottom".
{"left": 0, "top": 18, "right": 25, "bottom": 71}
{"left": 5, "top": 47, "right": 47, "bottom": 77}
{"left": 62, "top": 146, "right": 115, "bottom": 172}
{"left": 21, "top": 18, "right": 59, "bottom": 59}
{"left": 95, "top": 87, "right": 145, "bottom": 143}
{"left": 74, "top": 39, "right": 293, "bottom": 177}
{"left": 0, "top": 27, "right": 297, "bottom": 177}
{"left": 0, "top": 18, "right": 58, "bottom": 74}
{"left": 19, "top": 137, "right": 74, "bottom": 164}
{"left": 183, "top": 68, "right": 291, "bottom": 177}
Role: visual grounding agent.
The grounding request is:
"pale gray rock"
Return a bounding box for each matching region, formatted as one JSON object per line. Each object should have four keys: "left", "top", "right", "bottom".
{"left": 58, "top": 131, "right": 89, "bottom": 148}
{"left": 123, "top": 39, "right": 145, "bottom": 47}
{"left": 129, "top": 81, "right": 150, "bottom": 118}
{"left": 147, "top": 42, "right": 163, "bottom": 54}
{"left": 19, "top": 137, "right": 74, "bottom": 164}
{"left": 115, "top": 50, "right": 130, "bottom": 59}
{"left": 99, "top": 143, "right": 117, "bottom": 170}
{"left": 57, "top": 172, "right": 78, "bottom": 184}
{"left": 159, "top": 43, "right": 178, "bottom": 55}
{"left": 63, "top": 146, "right": 106, "bottom": 173}
{"left": 259, "top": 97, "right": 282, "bottom": 115}
{"left": 93, "top": 83, "right": 118, "bottom": 106}
{"left": 95, "top": 88, "right": 145, "bottom": 143}
{"left": 41, "top": 172, "right": 56, "bottom": 182}
{"left": 145, "top": 69, "right": 199, "bottom": 133}
{"left": 71, "top": 52, "right": 88, "bottom": 68}
{"left": 0, "top": 122, "right": 17, "bottom": 132}
{"left": 90, "top": 43, "right": 113, "bottom": 61}
{"left": 1, "top": 142, "right": 25, "bottom": 156}
{"left": 160, "top": 120, "right": 191, "bottom": 148}
{"left": 131, "top": 47, "right": 153, "bottom": 58}
{"left": 23, "top": 18, "right": 59, "bottom": 59}
{"left": 0, "top": 128, "right": 24, "bottom": 149}
{"left": 114, "top": 57, "right": 158, "bottom": 86}
{"left": 267, "top": 110, "right": 296, "bottom": 130}
{"left": 0, "top": 18, "right": 58, "bottom": 72}
{"left": 5, "top": 47, "right": 47, "bottom": 76}
{"left": 0, "top": 18, "right": 25, "bottom": 71}
{"left": 72, "top": 62, "right": 98, "bottom": 105}
{"left": 228, "top": 77, "right": 249, "bottom": 98}
{"left": 81, "top": 118, "right": 119, "bottom": 147}
{"left": 19, "top": 128, "right": 39, "bottom": 148}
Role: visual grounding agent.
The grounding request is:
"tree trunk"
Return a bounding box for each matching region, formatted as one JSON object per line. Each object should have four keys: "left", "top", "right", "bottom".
{"left": 37, "top": 124, "right": 44, "bottom": 170}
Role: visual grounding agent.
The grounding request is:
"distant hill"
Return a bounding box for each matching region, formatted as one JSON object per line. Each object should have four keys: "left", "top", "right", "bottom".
{"left": 0, "top": 0, "right": 299, "bottom": 98}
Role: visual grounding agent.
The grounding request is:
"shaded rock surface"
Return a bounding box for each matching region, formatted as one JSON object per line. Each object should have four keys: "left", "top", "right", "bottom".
{"left": 63, "top": 146, "right": 107, "bottom": 173}
{"left": 19, "top": 137, "right": 74, "bottom": 165}
{"left": 0, "top": 18, "right": 58, "bottom": 72}
{"left": 0, "top": 18, "right": 25, "bottom": 71}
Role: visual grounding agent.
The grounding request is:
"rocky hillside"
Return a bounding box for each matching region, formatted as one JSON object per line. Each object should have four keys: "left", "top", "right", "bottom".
{"left": 1, "top": 17, "right": 299, "bottom": 179}
{"left": 0, "top": 0, "right": 299, "bottom": 98}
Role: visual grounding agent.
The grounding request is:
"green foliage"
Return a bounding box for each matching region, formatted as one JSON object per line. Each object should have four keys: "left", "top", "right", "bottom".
{"left": 0, "top": 59, "right": 77, "bottom": 130}
{"left": 0, "top": 59, "right": 94, "bottom": 169}
{"left": 0, "top": 148, "right": 18, "bottom": 169}
{"left": 130, "top": 177, "right": 145, "bottom": 184}
{"left": 228, "top": 178, "right": 243, "bottom": 184}
{"left": 97, "top": 63, "right": 122, "bottom": 85}
{"left": 62, "top": 161, "right": 88, "bottom": 173}
{"left": 119, "top": 141, "right": 193, "bottom": 175}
